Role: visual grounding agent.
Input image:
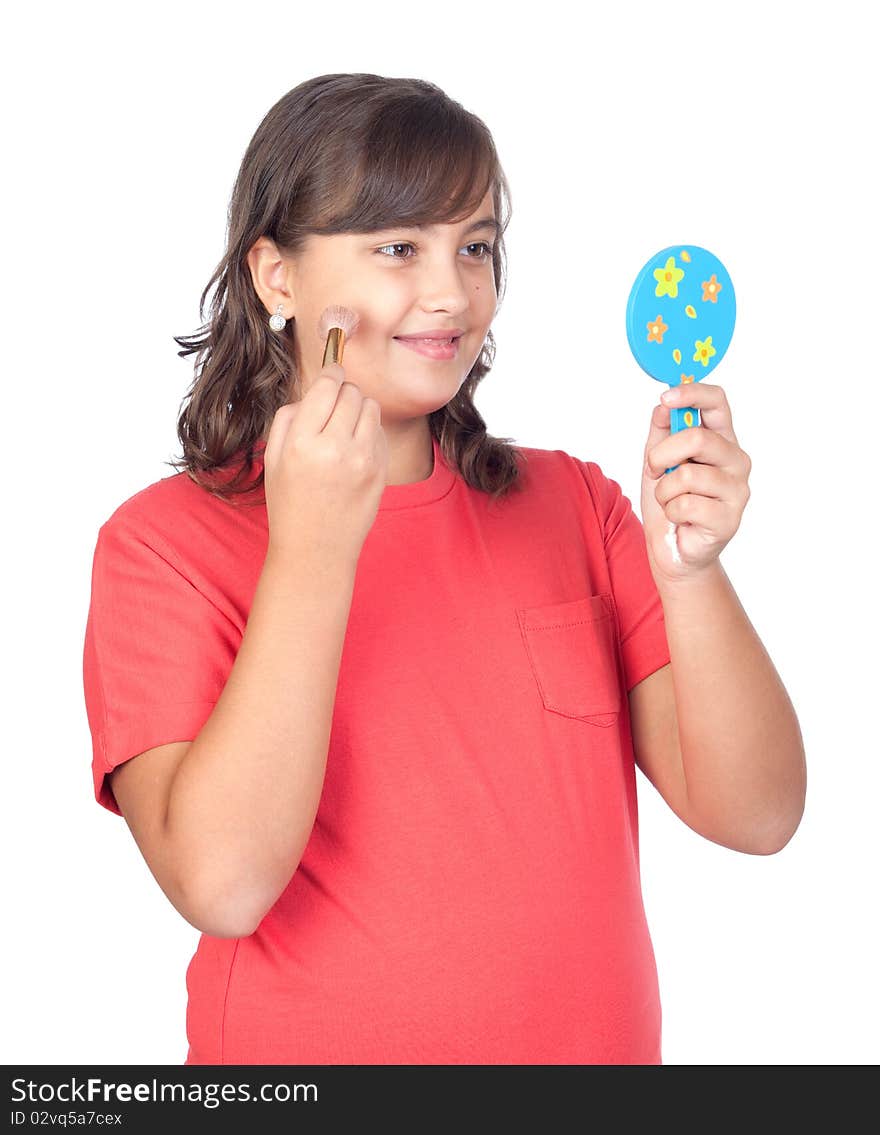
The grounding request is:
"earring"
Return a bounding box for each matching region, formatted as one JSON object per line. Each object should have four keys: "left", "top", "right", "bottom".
{"left": 268, "top": 303, "right": 287, "bottom": 331}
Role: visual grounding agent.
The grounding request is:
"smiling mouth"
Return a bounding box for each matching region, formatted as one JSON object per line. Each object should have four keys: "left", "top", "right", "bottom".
{"left": 395, "top": 337, "right": 461, "bottom": 344}
{"left": 393, "top": 336, "right": 462, "bottom": 359}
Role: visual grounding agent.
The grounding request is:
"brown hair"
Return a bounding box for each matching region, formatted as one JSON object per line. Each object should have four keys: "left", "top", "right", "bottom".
{"left": 167, "top": 73, "right": 525, "bottom": 505}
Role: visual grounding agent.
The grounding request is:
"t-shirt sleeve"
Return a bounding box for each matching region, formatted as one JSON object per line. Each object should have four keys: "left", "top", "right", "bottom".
{"left": 579, "top": 460, "right": 671, "bottom": 692}
{"left": 82, "top": 514, "right": 239, "bottom": 816}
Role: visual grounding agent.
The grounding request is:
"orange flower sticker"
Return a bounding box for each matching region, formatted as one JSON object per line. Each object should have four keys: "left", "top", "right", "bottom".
{"left": 647, "top": 315, "right": 668, "bottom": 343}
{"left": 702, "top": 274, "right": 722, "bottom": 303}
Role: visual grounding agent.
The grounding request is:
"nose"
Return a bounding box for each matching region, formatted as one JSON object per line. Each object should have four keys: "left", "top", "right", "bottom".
{"left": 415, "top": 255, "right": 471, "bottom": 316}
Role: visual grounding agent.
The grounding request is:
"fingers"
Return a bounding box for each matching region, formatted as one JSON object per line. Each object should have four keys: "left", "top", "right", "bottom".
{"left": 352, "top": 394, "right": 382, "bottom": 444}
{"left": 321, "top": 362, "right": 345, "bottom": 384}
{"left": 648, "top": 427, "right": 750, "bottom": 481}
{"left": 293, "top": 363, "right": 356, "bottom": 435}
{"left": 660, "top": 381, "right": 738, "bottom": 442}
{"left": 645, "top": 383, "right": 747, "bottom": 479}
{"left": 653, "top": 460, "right": 733, "bottom": 504}
{"left": 295, "top": 362, "right": 382, "bottom": 442}
{"left": 267, "top": 358, "right": 383, "bottom": 463}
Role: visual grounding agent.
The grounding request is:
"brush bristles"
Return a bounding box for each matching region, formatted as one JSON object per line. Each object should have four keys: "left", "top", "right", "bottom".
{"left": 318, "top": 304, "right": 360, "bottom": 341}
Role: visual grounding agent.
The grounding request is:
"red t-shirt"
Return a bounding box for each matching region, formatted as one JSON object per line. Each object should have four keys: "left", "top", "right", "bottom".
{"left": 83, "top": 434, "right": 670, "bottom": 1065}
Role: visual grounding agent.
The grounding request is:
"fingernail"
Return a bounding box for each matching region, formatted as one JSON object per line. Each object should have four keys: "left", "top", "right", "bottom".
{"left": 661, "top": 389, "right": 679, "bottom": 404}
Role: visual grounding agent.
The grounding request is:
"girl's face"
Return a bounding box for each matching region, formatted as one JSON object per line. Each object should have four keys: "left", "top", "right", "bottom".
{"left": 279, "top": 188, "right": 499, "bottom": 423}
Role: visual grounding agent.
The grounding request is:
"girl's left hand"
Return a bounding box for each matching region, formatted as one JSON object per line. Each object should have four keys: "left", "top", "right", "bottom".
{"left": 640, "top": 382, "right": 751, "bottom": 586}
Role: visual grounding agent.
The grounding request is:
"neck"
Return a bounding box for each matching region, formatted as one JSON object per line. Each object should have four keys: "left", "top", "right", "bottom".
{"left": 384, "top": 417, "right": 434, "bottom": 485}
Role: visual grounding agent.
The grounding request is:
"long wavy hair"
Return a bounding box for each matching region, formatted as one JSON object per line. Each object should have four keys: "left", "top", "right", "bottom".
{"left": 167, "top": 73, "right": 525, "bottom": 506}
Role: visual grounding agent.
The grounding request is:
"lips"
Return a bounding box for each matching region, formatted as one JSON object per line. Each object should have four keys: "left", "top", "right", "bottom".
{"left": 394, "top": 328, "right": 465, "bottom": 342}
{"left": 394, "top": 337, "right": 461, "bottom": 360}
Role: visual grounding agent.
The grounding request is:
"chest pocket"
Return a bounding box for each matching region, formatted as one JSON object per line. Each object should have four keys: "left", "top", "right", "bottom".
{"left": 516, "top": 594, "right": 621, "bottom": 727}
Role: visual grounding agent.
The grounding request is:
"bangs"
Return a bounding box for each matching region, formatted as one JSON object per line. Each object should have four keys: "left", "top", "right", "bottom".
{"left": 309, "top": 94, "right": 501, "bottom": 234}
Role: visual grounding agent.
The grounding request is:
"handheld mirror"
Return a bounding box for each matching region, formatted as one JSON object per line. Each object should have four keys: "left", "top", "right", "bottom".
{"left": 626, "top": 244, "right": 736, "bottom": 471}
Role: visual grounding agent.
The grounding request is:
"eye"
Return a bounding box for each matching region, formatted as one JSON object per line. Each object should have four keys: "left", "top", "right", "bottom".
{"left": 375, "top": 241, "right": 494, "bottom": 260}
{"left": 376, "top": 242, "right": 416, "bottom": 259}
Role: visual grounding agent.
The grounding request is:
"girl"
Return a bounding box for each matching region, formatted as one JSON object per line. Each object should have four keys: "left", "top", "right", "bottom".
{"left": 82, "top": 72, "right": 806, "bottom": 1065}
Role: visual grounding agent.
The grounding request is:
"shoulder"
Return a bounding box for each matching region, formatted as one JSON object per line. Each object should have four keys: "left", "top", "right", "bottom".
{"left": 91, "top": 464, "right": 247, "bottom": 585}
{"left": 515, "top": 443, "right": 612, "bottom": 482}
{"left": 98, "top": 445, "right": 265, "bottom": 536}
{"left": 512, "top": 444, "right": 623, "bottom": 510}
{"left": 91, "top": 456, "right": 266, "bottom": 596}
{"left": 96, "top": 469, "right": 204, "bottom": 548}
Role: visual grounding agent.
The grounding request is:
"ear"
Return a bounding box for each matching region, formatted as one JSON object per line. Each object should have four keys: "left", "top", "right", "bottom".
{"left": 246, "top": 237, "right": 295, "bottom": 319}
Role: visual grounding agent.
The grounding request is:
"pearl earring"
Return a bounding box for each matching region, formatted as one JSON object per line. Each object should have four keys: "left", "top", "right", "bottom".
{"left": 269, "top": 303, "right": 287, "bottom": 331}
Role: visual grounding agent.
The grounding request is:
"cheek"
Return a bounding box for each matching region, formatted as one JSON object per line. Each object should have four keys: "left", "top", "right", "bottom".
{"left": 473, "top": 278, "right": 497, "bottom": 319}
{"left": 351, "top": 291, "right": 411, "bottom": 339}
{"left": 475, "top": 265, "right": 498, "bottom": 298}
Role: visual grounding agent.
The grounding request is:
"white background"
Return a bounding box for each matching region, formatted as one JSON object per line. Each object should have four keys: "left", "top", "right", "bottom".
{"left": 3, "top": 0, "right": 877, "bottom": 1066}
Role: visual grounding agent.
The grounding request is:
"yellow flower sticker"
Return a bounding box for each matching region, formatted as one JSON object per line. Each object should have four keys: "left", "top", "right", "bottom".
{"left": 653, "top": 256, "right": 685, "bottom": 299}
{"left": 693, "top": 337, "right": 716, "bottom": 367}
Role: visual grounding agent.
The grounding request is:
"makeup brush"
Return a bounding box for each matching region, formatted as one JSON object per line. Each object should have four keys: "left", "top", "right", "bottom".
{"left": 318, "top": 304, "right": 360, "bottom": 367}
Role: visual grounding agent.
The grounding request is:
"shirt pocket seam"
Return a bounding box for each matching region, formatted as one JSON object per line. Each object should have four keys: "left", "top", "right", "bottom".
{"left": 516, "top": 593, "right": 621, "bottom": 726}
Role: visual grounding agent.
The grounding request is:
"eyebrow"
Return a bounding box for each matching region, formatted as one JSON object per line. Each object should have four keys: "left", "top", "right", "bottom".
{"left": 466, "top": 218, "right": 501, "bottom": 236}
{"left": 378, "top": 217, "right": 500, "bottom": 237}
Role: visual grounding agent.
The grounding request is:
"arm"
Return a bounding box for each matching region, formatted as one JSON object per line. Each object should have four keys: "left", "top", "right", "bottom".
{"left": 108, "top": 362, "right": 387, "bottom": 939}
{"left": 630, "top": 382, "right": 806, "bottom": 855}
{"left": 110, "top": 541, "right": 358, "bottom": 937}
{"left": 628, "top": 563, "right": 806, "bottom": 855}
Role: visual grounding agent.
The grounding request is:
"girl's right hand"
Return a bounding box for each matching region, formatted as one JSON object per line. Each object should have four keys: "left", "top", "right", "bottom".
{"left": 263, "top": 363, "right": 389, "bottom": 564}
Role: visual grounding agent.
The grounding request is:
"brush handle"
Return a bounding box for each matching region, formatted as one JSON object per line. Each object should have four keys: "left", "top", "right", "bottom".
{"left": 664, "top": 405, "right": 701, "bottom": 474}
{"left": 322, "top": 327, "right": 347, "bottom": 367}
